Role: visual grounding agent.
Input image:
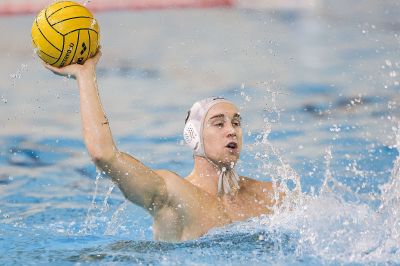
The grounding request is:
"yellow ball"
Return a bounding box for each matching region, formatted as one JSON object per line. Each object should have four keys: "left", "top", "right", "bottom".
{"left": 31, "top": 1, "right": 100, "bottom": 67}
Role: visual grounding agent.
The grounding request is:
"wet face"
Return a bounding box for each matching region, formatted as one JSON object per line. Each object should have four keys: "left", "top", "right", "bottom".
{"left": 202, "top": 102, "right": 243, "bottom": 167}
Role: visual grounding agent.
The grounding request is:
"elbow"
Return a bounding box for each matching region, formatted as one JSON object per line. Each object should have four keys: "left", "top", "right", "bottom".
{"left": 89, "top": 148, "right": 117, "bottom": 168}
{"left": 90, "top": 154, "right": 106, "bottom": 164}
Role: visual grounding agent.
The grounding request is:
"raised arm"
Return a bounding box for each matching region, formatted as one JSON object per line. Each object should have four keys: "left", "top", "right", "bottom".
{"left": 44, "top": 53, "right": 168, "bottom": 213}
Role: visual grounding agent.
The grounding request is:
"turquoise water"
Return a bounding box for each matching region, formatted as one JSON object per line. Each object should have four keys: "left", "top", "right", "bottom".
{"left": 1, "top": 1, "right": 400, "bottom": 264}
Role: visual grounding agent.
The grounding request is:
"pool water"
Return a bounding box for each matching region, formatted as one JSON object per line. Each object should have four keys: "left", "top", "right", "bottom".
{"left": 1, "top": 1, "right": 400, "bottom": 264}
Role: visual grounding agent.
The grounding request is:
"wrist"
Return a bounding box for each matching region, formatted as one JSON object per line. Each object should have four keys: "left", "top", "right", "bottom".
{"left": 76, "top": 65, "right": 96, "bottom": 81}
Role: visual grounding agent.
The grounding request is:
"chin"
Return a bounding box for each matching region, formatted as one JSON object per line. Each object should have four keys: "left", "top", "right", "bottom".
{"left": 220, "top": 154, "right": 240, "bottom": 167}
{"left": 207, "top": 150, "right": 241, "bottom": 167}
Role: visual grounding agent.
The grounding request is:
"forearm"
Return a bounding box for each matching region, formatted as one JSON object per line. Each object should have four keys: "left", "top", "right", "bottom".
{"left": 76, "top": 66, "right": 116, "bottom": 161}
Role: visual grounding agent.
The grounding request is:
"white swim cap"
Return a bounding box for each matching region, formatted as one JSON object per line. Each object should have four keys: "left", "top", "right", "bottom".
{"left": 183, "top": 97, "right": 233, "bottom": 157}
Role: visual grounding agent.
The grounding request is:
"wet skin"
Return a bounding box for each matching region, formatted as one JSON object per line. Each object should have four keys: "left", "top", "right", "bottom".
{"left": 44, "top": 53, "right": 282, "bottom": 242}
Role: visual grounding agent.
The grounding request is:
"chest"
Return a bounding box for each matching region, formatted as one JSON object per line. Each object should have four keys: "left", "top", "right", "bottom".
{"left": 220, "top": 193, "right": 272, "bottom": 222}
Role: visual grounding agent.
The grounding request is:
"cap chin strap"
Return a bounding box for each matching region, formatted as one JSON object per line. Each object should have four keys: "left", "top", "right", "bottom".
{"left": 217, "top": 166, "right": 240, "bottom": 196}
{"left": 201, "top": 155, "right": 240, "bottom": 195}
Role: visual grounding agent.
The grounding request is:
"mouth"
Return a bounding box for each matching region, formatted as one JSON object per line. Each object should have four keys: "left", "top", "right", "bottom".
{"left": 225, "top": 142, "right": 238, "bottom": 151}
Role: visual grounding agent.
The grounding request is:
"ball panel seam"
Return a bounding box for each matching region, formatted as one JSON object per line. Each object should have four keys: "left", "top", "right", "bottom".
{"left": 69, "top": 30, "right": 80, "bottom": 65}
{"left": 50, "top": 16, "right": 92, "bottom": 27}
{"left": 32, "top": 38, "right": 59, "bottom": 65}
{"left": 46, "top": 4, "right": 82, "bottom": 19}
{"left": 44, "top": 12, "right": 65, "bottom": 37}
{"left": 51, "top": 35, "right": 66, "bottom": 66}
{"left": 63, "top": 28, "right": 99, "bottom": 37}
{"left": 86, "top": 30, "right": 91, "bottom": 62}
{"left": 35, "top": 18, "right": 62, "bottom": 52}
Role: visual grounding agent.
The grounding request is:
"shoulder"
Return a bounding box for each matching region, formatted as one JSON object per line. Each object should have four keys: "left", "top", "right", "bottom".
{"left": 153, "top": 170, "right": 222, "bottom": 223}
{"left": 154, "top": 169, "right": 181, "bottom": 179}
{"left": 154, "top": 169, "right": 217, "bottom": 206}
{"left": 239, "top": 176, "right": 275, "bottom": 196}
{"left": 154, "top": 169, "right": 199, "bottom": 195}
{"left": 239, "top": 176, "right": 280, "bottom": 209}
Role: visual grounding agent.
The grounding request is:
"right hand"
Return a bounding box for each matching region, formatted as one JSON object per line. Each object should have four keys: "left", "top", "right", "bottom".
{"left": 43, "top": 50, "right": 102, "bottom": 79}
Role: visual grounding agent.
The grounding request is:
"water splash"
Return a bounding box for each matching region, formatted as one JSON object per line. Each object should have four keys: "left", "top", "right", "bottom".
{"left": 101, "top": 181, "right": 115, "bottom": 213}
{"left": 233, "top": 86, "right": 400, "bottom": 263}
{"left": 82, "top": 0, "right": 92, "bottom": 6}
{"left": 10, "top": 63, "right": 28, "bottom": 88}
{"left": 231, "top": 121, "right": 400, "bottom": 264}
{"left": 261, "top": 127, "right": 303, "bottom": 214}
{"left": 240, "top": 87, "right": 303, "bottom": 213}
{"left": 376, "top": 122, "right": 400, "bottom": 260}
{"left": 320, "top": 146, "right": 335, "bottom": 196}
{"left": 80, "top": 171, "right": 102, "bottom": 234}
{"left": 77, "top": 170, "right": 121, "bottom": 235}
{"left": 104, "top": 200, "right": 128, "bottom": 236}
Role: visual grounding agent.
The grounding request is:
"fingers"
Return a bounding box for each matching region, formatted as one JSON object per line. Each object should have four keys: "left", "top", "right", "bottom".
{"left": 42, "top": 62, "right": 76, "bottom": 78}
{"left": 42, "top": 62, "right": 61, "bottom": 73}
{"left": 42, "top": 62, "right": 56, "bottom": 71}
{"left": 42, "top": 46, "right": 103, "bottom": 77}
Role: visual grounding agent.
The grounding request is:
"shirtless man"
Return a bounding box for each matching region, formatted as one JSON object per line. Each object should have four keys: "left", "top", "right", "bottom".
{"left": 44, "top": 52, "right": 282, "bottom": 242}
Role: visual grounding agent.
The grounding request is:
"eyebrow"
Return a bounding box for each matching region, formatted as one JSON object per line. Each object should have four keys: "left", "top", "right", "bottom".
{"left": 208, "top": 113, "right": 241, "bottom": 120}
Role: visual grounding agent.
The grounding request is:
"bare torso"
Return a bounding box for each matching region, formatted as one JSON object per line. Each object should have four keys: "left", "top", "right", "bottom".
{"left": 153, "top": 170, "right": 277, "bottom": 241}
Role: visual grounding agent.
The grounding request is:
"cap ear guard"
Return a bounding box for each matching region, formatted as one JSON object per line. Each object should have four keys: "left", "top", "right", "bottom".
{"left": 183, "top": 97, "right": 231, "bottom": 157}
{"left": 183, "top": 121, "right": 200, "bottom": 151}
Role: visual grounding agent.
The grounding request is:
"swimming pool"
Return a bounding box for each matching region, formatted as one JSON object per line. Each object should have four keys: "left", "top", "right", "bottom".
{"left": 1, "top": 1, "right": 400, "bottom": 264}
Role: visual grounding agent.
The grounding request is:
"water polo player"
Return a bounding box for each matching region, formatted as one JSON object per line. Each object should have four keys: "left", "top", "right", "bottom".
{"left": 44, "top": 51, "right": 284, "bottom": 242}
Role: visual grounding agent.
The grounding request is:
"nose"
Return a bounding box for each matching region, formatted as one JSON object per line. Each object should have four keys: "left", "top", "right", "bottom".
{"left": 226, "top": 122, "right": 237, "bottom": 138}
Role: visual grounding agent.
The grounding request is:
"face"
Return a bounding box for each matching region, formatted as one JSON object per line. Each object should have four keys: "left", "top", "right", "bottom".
{"left": 202, "top": 102, "right": 243, "bottom": 167}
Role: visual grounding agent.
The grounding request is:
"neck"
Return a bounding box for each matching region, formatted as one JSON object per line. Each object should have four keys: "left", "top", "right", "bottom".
{"left": 187, "top": 156, "right": 239, "bottom": 196}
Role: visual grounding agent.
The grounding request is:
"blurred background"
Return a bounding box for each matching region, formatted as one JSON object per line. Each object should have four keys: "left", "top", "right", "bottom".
{"left": 1, "top": 0, "right": 399, "bottom": 176}
{"left": 0, "top": 0, "right": 400, "bottom": 264}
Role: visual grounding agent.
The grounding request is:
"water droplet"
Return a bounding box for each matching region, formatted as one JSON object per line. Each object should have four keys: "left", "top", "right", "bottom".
{"left": 90, "top": 19, "right": 97, "bottom": 29}
{"left": 330, "top": 124, "right": 341, "bottom": 132}
{"left": 10, "top": 64, "right": 28, "bottom": 87}
{"left": 1, "top": 96, "right": 7, "bottom": 103}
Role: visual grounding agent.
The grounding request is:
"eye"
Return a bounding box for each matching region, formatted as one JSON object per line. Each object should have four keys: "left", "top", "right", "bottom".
{"left": 215, "top": 122, "right": 224, "bottom": 128}
{"left": 232, "top": 120, "right": 241, "bottom": 127}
